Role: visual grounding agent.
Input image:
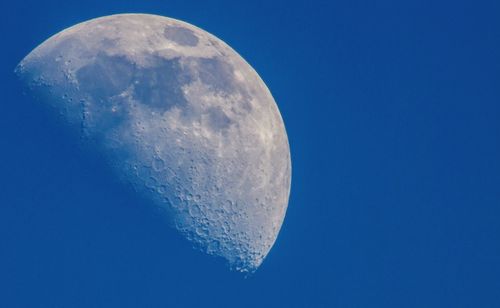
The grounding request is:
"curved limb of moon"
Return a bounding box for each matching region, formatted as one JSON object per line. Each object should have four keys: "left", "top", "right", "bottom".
{"left": 16, "top": 14, "right": 291, "bottom": 272}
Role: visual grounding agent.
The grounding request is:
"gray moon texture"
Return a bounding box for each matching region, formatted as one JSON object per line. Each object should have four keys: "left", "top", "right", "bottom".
{"left": 16, "top": 14, "right": 291, "bottom": 272}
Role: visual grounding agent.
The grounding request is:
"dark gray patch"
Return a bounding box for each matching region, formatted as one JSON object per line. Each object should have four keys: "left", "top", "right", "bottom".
{"left": 206, "top": 106, "right": 233, "bottom": 131}
{"left": 77, "top": 54, "right": 192, "bottom": 114}
{"left": 77, "top": 53, "right": 134, "bottom": 102}
{"left": 76, "top": 54, "right": 195, "bottom": 134}
{"left": 132, "top": 56, "right": 192, "bottom": 112}
{"left": 195, "top": 57, "right": 235, "bottom": 93}
{"left": 164, "top": 26, "right": 199, "bottom": 47}
{"left": 76, "top": 54, "right": 134, "bottom": 134}
{"left": 195, "top": 57, "right": 253, "bottom": 114}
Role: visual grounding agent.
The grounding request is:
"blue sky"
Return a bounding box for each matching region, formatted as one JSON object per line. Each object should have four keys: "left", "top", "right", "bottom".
{"left": 1, "top": 0, "right": 499, "bottom": 307}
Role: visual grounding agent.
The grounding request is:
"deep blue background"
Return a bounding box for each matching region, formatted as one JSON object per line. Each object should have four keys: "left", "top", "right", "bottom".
{"left": 1, "top": 0, "right": 499, "bottom": 307}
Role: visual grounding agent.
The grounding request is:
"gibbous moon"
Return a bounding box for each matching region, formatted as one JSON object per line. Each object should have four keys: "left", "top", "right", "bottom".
{"left": 16, "top": 14, "right": 291, "bottom": 272}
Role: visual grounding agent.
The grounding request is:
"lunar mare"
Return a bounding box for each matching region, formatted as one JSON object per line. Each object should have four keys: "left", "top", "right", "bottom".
{"left": 16, "top": 14, "right": 291, "bottom": 272}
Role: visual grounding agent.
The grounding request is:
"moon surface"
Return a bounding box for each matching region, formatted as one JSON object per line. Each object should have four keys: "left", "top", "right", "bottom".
{"left": 16, "top": 14, "right": 291, "bottom": 272}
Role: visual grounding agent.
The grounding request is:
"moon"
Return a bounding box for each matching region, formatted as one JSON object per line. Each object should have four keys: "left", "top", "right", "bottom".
{"left": 16, "top": 14, "right": 291, "bottom": 272}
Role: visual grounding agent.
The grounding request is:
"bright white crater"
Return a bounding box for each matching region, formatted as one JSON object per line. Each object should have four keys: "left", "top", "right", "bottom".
{"left": 16, "top": 13, "right": 291, "bottom": 272}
